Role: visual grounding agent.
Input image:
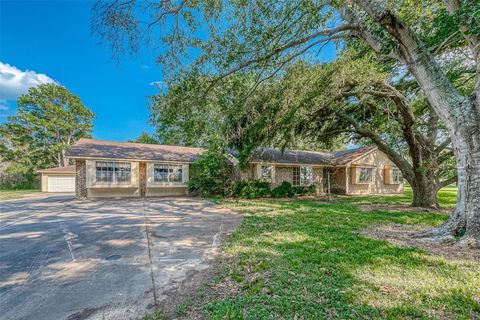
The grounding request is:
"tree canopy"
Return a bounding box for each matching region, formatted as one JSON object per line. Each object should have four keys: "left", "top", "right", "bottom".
{"left": 92, "top": 0, "right": 480, "bottom": 244}
{"left": 0, "top": 83, "right": 95, "bottom": 186}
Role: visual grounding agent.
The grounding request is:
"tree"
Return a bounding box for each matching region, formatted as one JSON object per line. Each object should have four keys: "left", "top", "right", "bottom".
{"left": 129, "top": 131, "right": 159, "bottom": 144}
{"left": 0, "top": 83, "right": 95, "bottom": 184}
{"left": 92, "top": 0, "right": 480, "bottom": 245}
{"left": 236, "top": 52, "right": 458, "bottom": 208}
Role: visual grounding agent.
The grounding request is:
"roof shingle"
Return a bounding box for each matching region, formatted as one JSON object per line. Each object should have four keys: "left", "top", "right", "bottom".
{"left": 66, "top": 139, "right": 376, "bottom": 166}
{"left": 66, "top": 138, "right": 204, "bottom": 162}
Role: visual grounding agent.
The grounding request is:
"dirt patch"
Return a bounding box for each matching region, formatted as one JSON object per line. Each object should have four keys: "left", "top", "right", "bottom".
{"left": 358, "top": 204, "right": 451, "bottom": 214}
{"left": 361, "top": 223, "right": 480, "bottom": 262}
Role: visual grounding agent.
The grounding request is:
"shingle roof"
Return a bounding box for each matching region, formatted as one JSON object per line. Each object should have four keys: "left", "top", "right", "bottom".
{"left": 251, "top": 146, "right": 376, "bottom": 166}
{"left": 329, "top": 146, "right": 377, "bottom": 165}
{"left": 37, "top": 165, "right": 76, "bottom": 173}
{"left": 251, "top": 148, "right": 332, "bottom": 165}
{"left": 66, "top": 138, "right": 204, "bottom": 162}
{"left": 66, "top": 139, "right": 376, "bottom": 166}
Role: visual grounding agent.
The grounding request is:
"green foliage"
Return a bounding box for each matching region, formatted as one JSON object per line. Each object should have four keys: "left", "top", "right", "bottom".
{"left": 234, "top": 180, "right": 271, "bottom": 199}
{"left": 270, "top": 181, "right": 295, "bottom": 198}
{"left": 0, "top": 83, "right": 94, "bottom": 187}
{"left": 188, "top": 146, "right": 235, "bottom": 196}
{"left": 129, "top": 132, "right": 159, "bottom": 144}
{"left": 292, "top": 184, "right": 316, "bottom": 196}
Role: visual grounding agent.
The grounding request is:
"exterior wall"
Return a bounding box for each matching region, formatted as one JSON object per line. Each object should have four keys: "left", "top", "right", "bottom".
{"left": 313, "top": 167, "right": 324, "bottom": 194}
{"left": 252, "top": 163, "right": 325, "bottom": 192}
{"left": 240, "top": 164, "right": 255, "bottom": 180}
{"left": 332, "top": 167, "right": 347, "bottom": 194}
{"left": 346, "top": 149, "right": 404, "bottom": 195}
{"left": 41, "top": 174, "right": 48, "bottom": 192}
{"left": 274, "top": 166, "right": 293, "bottom": 186}
{"left": 75, "top": 160, "right": 87, "bottom": 198}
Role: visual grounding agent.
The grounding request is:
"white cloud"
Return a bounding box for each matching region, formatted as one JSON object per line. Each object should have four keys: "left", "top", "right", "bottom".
{"left": 0, "top": 62, "right": 55, "bottom": 100}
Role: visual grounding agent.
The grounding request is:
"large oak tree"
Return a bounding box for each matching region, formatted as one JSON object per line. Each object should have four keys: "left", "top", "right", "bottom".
{"left": 92, "top": 0, "right": 480, "bottom": 246}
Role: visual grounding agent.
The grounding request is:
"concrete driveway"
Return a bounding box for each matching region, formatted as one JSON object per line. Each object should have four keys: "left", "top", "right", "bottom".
{"left": 0, "top": 195, "right": 240, "bottom": 320}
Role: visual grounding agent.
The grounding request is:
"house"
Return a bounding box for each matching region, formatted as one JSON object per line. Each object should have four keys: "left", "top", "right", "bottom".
{"left": 54, "top": 138, "right": 403, "bottom": 198}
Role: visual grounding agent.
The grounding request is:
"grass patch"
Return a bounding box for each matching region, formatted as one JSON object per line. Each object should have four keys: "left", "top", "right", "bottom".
{"left": 0, "top": 189, "right": 38, "bottom": 201}
{"left": 334, "top": 186, "right": 457, "bottom": 209}
{"left": 197, "top": 186, "right": 479, "bottom": 319}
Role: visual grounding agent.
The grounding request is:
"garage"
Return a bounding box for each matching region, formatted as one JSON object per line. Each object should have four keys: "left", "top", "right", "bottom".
{"left": 38, "top": 165, "right": 76, "bottom": 193}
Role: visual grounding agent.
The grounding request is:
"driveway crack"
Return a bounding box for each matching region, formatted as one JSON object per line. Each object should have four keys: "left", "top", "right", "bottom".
{"left": 142, "top": 198, "right": 158, "bottom": 307}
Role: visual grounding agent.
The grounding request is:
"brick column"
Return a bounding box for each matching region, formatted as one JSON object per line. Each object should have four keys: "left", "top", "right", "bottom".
{"left": 139, "top": 162, "right": 147, "bottom": 197}
{"left": 75, "top": 159, "right": 87, "bottom": 198}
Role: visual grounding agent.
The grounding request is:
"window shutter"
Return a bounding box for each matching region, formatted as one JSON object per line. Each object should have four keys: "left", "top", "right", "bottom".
{"left": 350, "top": 167, "right": 357, "bottom": 185}
{"left": 384, "top": 166, "right": 391, "bottom": 184}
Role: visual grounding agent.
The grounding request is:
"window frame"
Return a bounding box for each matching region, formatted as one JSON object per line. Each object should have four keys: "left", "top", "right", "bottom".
{"left": 293, "top": 166, "right": 313, "bottom": 186}
{"left": 260, "top": 164, "right": 273, "bottom": 181}
{"left": 391, "top": 168, "right": 403, "bottom": 184}
{"left": 153, "top": 163, "right": 184, "bottom": 184}
{"left": 357, "top": 167, "right": 374, "bottom": 183}
{"left": 95, "top": 161, "right": 131, "bottom": 184}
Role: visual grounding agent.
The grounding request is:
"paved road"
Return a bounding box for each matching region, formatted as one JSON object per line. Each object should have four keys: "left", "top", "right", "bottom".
{"left": 0, "top": 195, "right": 240, "bottom": 320}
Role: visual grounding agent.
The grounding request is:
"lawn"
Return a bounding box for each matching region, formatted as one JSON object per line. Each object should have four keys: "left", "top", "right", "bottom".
{"left": 187, "top": 186, "right": 480, "bottom": 319}
{"left": 0, "top": 189, "right": 38, "bottom": 201}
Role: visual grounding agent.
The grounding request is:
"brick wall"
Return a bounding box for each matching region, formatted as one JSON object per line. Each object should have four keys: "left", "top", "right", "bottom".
{"left": 75, "top": 159, "right": 87, "bottom": 198}
{"left": 139, "top": 161, "right": 146, "bottom": 197}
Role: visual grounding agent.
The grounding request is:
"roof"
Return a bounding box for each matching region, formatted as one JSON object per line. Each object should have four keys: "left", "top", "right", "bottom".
{"left": 66, "top": 138, "right": 204, "bottom": 162}
{"left": 329, "top": 146, "right": 377, "bottom": 165}
{"left": 251, "top": 148, "right": 332, "bottom": 165}
{"left": 251, "top": 146, "right": 377, "bottom": 166}
{"left": 66, "top": 138, "right": 376, "bottom": 166}
{"left": 37, "top": 165, "right": 76, "bottom": 174}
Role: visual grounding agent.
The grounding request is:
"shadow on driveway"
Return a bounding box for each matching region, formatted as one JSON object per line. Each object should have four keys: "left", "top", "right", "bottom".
{"left": 0, "top": 195, "right": 240, "bottom": 320}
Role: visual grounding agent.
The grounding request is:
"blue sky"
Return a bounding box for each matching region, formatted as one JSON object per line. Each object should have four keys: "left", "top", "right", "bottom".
{"left": 0, "top": 0, "right": 160, "bottom": 141}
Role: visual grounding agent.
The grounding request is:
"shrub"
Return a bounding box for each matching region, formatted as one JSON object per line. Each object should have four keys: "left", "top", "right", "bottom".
{"left": 188, "top": 147, "right": 236, "bottom": 196}
{"left": 235, "top": 179, "right": 271, "bottom": 198}
{"left": 271, "top": 181, "right": 295, "bottom": 198}
{"left": 293, "top": 185, "right": 316, "bottom": 196}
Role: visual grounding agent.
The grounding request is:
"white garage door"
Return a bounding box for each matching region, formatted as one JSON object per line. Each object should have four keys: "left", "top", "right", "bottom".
{"left": 47, "top": 175, "right": 75, "bottom": 192}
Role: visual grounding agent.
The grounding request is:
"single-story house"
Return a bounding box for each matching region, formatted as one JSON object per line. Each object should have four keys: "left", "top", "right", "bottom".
{"left": 44, "top": 138, "right": 403, "bottom": 198}
{"left": 37, "top": 165, "right": 76, "bottom": 193}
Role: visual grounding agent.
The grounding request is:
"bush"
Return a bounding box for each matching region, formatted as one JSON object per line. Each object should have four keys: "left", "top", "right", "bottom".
{"left": 293, "top": 185, "right": 316, "bottom": 196}
{"left": 188, "top": 147, "right": 236, "bottom": 196}
{"left": 234, "top": 180, "right": 271, "bottom": 198}
{"left": 271, "top": 181, "right": 295, "bottom": 198}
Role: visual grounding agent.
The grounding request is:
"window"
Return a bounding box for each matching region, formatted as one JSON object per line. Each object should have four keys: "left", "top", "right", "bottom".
{"left": 358, "top": 167, "right": 373, "bottom": 183}
{"left": 300, "top": 166, "right": 313, "bottom": 185}
{"left": 293, "top": 167, "right": 300, "bottom": 186}
{"left": 392, "top": 168, "right": 403, "bottom": 184}
{"left": 261, "top": 165, "right": 273, "bottom": 181}
{"left": 154, "top": 164, "right": 183, "bottom": 183}
{"left": 95, "top": 161, "right": 131, "bottom": 183}
{"left": 293, "top": 166, "right": 312, "bottom": 186}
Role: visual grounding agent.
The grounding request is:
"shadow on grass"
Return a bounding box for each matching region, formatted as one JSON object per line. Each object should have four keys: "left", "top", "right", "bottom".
{"left": 204, "top": 200, "right": 479, "bottom": 319}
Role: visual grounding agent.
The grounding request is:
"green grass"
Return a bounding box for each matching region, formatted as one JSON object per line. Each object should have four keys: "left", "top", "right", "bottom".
{"left": 334, "top": 186, "right": 458, "bottom": 208}
{"left": 197, "top": 186, "right": 480, "bottom": 319}
{"left": 0, "top": 189, "right": 38, "bottom": 201}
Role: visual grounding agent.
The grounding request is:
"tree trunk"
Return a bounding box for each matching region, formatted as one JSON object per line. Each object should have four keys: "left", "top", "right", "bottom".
{"left": 430, "top": 127, "right": 480, "bottom": 246}
{"left": 352, "top": 0, "right": 480, "bottom": 246}
{"left": 410, "top": 178, "right": 438, "bottom": 208}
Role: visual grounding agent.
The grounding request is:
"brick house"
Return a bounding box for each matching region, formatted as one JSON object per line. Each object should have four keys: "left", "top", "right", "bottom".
{"left": 59, "top": 138, "right": 404, "bottom": 198}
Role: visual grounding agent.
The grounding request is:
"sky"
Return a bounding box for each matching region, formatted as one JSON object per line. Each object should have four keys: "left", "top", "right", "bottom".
{"left": 0, "top": 1, "right": 339, "bottom": 143}
{"left": 0, "top": 0, "right": 161, "bottom": 141}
